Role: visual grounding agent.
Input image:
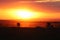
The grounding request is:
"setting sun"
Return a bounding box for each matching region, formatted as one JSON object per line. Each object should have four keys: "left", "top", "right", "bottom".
{"left": 4, "top": 8, "right": 45, "bottom": 21}
{"left": 15, "top": 9, "right": 33, "bottom": 19}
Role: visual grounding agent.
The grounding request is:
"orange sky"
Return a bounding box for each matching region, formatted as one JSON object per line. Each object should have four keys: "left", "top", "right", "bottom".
{"left": 0, "top": 1, "right": 60, "bottom": 21}
{"left": 0, "top": 0, "right": 60, "bottom": 28}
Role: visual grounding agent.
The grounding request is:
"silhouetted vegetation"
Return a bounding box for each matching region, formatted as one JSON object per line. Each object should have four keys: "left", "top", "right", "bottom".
{"left": 0, "top": 21, "right": 60, "bottom": 39}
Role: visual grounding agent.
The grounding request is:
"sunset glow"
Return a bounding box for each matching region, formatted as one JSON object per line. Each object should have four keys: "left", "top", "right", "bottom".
{"left": 0, "top": 1, "right": 60, "bottom": 28}
{"left": 15, "top": 9, "right": 34, "bottom": 19}
{"left": 4, "top": 9, "right": 44, "bottom": 21}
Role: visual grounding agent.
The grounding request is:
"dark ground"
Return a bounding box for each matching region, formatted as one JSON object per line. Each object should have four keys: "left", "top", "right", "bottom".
{"left": 0, "top": 27, "right": 60, "bottom": 40}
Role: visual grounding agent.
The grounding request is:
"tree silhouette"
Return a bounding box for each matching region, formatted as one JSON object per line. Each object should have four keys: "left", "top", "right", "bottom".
{"left": 17, "top": 23, "right": 20, "bottom": 27}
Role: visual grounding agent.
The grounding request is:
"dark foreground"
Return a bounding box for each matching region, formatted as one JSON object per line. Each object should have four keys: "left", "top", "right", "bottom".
{"left": 0, "top": 27, "right": 60, "bottom": 40}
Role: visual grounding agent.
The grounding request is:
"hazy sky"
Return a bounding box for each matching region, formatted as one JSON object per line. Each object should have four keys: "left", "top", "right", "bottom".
{"left": 0, "top": 0, "right": 60, "bottom": 21}
{"left": 0, "top": 0, "right": 60, "bottom": 28}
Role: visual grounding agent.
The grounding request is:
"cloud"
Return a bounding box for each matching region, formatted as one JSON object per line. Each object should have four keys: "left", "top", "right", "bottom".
{"left": 0, "top": 1, "right": 60, "bottom": 13}
{"left": 0, "top": 0, "right": 60, "bottom": 2}
{"left": 37, "top": 2, "right": 60, "bottom": 13}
